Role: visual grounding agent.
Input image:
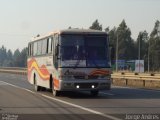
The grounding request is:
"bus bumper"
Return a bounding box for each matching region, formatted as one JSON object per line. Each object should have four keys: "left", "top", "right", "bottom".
{"left": 57, "top": 79, "right": 111, "bottom": 91}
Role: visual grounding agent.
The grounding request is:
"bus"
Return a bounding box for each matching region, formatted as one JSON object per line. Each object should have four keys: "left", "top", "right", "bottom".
{"left": 27, "top": 29, "right": 112, "bottom": 96}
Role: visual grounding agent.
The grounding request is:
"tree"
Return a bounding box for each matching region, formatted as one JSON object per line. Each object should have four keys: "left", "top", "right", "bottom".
{"left": 108, "top": 27, "right": 117, "bottom": 45}
{"left": 68, "top": 26, "right": 72, "bottom": 29}
{"left": 13, "top": 49, "right": 21, "bottom": 67}
{"left": 105, "top": 27, "right": 110, "bottom": 34}
{"left": 89, "top": 19, "right": 102, "bottom": 31}
{"left": 136, "top": 31, "right": 149, "bottom": 70}
{"left": 136, "top": 31, "right": 149, "bottom": 59}
{"left": 3, "top": 49, "right": 13, "bottom": 67}
{"left": 0, "top": 46, "right": 7, "bottom": 66}
{"left": 0, "top": 45, "right": 28, "bottom": 67}
{"left": 108, "top": 27, "right": 117, "bottom": 61}
{"left": 19, "top": 48, "right": 28, "bottom": 67}
{"left": 116, "top": 20, "right": 136, "bottom": 60}
{"left": 7, "top": 49, "right": 13, "bottom": 60}
{"left": 149, "top": 20, "right": 160, "bottom": 71}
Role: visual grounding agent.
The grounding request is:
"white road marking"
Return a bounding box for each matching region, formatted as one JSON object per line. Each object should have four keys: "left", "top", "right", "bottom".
{"left": 0, "top": 81, "right": 35, "bottom": 94}
{"left": 1, "top": 81, "right": 121, "bottom": 120}
{"left": 0, "top": 81, "right": 9, "bottom": 85}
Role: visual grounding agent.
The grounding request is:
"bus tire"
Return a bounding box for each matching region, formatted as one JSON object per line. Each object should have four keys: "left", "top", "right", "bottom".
{"left": 52, "top": 89, "right": 60, "bottom": 96}
{"left": 90, "top": 90, "right": 99, "bottom": 96}
{"left": 34, "top": 74, "right": 41, "bottom": 91}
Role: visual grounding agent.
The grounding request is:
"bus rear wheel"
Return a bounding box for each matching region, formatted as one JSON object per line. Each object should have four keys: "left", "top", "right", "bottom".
{"left": 90, "top": 90, "right": 99, "bottom": 96}
{"left": 34, "top": 74, "right": 41, "bottom": 91}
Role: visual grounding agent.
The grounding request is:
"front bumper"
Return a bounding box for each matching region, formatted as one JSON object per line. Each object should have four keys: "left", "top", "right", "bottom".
{"left": 58, "top": 79, "right": 111, "bottom": 91}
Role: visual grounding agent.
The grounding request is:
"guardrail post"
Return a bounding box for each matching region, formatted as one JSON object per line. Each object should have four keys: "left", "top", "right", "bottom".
{"left": 111, "top": 78, "right": 113, "bottom": 84}
{"left": 143, "top": 80, "right": 145, "bottom": 87}
{"left": 126, "top": 79, "right": 128, "bottom": 86}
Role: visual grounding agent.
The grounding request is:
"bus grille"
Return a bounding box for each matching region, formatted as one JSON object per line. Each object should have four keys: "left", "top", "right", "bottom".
{"left": 74, "top": 75, "right": 99, "bottom": 79}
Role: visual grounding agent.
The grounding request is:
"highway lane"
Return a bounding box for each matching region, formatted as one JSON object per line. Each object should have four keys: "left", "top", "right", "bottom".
{"left": 0, "top": 73, "right": 160, "bottom": 120}
{"left": 0, "top": 73, "right": 119, "bottom": 120}
{"left": 0, "top": 78, "right": 113, "bottom": 120}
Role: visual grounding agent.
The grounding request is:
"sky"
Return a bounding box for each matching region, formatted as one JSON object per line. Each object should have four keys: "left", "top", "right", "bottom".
{"left": 0, "top": 0, "right": 160, "bottom": 51}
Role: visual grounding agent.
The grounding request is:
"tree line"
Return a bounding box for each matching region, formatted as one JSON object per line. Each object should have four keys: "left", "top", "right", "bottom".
{"left": 0, "top": 46, "right": 27, "bottom": 67}
{"left": 89, "top": 19, "right": 160, "bottom": 72}
{"left": 0, "top": 19, "right": 159, "bottom": 71}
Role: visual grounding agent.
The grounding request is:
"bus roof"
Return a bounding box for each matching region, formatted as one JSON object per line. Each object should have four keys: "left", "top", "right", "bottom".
{"left": 59, "top": 29, "right": 107, "bottom": 35}
{"left": 31, "top": 29, "right": 107, "bottom": 42}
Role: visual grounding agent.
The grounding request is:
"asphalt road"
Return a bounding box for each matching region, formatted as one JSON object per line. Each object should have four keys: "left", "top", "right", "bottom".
{"left": 0, "top": 73, "right": 160, "bottom": 120}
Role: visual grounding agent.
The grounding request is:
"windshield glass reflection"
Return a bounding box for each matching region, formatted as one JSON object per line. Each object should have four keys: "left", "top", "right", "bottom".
{"left": 60, "top": 35, "right": 110, "bottom": 67}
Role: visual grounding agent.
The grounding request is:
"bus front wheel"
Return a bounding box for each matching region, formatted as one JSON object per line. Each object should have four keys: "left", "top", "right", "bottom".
{"left": 34, "top": 82, "right": 41, "bottom": 91}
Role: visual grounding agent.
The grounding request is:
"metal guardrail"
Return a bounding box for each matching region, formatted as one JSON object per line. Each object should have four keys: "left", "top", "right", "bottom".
{"left": 0, "top": 67, "right": 27, "bottom": 75}
{"left": 0, "top": 68, "right": 159, "bottom": 88}
{"left": 0, "top": 67, "right": 27, "bottom": 70}
{"left": 112, "top": 72, "right": 160, "bottom": 89}
{"left": 0, "top": 67, "right": 160, "bottom": 80}
{"left": 112, "top": 72, "right": 160, "bottom": 81}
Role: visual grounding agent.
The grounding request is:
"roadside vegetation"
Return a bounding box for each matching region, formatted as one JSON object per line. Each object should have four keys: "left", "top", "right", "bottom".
{"left": 0, "top": 19, "right": 159, "bottom": 71}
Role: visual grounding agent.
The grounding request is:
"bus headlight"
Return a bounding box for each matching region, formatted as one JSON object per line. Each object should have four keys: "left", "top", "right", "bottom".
{"left": 91, "top": 85, "right": 95, "bottom": 88}
{"left": 76, "top": 85, "right": 80, "bottom": 89}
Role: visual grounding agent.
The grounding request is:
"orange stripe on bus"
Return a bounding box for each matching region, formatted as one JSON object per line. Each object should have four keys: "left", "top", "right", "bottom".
{"left": 89, "top": 70, "right": 110, "bottom": 76}
{"left": 27, "top": 58, "right": 50, "bottom": 81}
{"left": 54, "top": 78, "right": 59, "bottom": 89}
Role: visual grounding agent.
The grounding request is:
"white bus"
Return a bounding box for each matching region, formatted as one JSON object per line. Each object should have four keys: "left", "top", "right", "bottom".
{"left": 27, "top": 29, "right": 111, "bottom": 96}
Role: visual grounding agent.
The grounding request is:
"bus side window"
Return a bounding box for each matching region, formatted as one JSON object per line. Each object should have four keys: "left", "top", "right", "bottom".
{"left": 33, "top": 42, "right": 38, "bottom": 56}
{"left": 30, "top": 44, "right": 32, "bottom": 56}
{"left": 47, "top": 37, "right": 52, "bottom": 54}
{"left": 30, "top": 44, "right": 31, "bottom": 56}
{"left": 32, "top": 43, "right": 34, "bottom": 56}
{"left": 37, "top": 41, "right": 42, "bottom": 55}
{"left": 28, "top": 44, "right": 30, "bottom": 56}
{"left": 52, "top": 36, "right": 55, "bottom": 59}
{"left": 31, "top": 43, "right": 33, "bottom": 56}
{"left": 42, "top": 39, "right": 47, "bottom": 55}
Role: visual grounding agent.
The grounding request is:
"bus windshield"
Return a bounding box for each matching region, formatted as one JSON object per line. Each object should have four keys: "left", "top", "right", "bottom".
{"left": 60, "top": 35, "right": 110, "bottom": 68}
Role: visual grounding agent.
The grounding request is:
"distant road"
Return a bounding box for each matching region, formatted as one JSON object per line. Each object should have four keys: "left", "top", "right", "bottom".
{"left": 0, "top": 73, "right": 160, "bottom": 120}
